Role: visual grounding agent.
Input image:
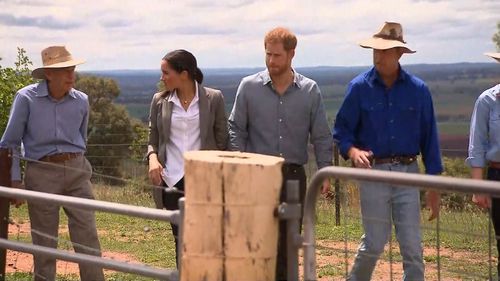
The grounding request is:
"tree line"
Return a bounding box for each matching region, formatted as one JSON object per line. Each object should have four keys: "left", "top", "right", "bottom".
{"left": 0, "top": 49, "right": 148, "bottom": 185}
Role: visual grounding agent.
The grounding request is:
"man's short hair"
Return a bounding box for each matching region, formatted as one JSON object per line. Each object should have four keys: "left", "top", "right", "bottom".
{"left": 264, "top": 27, "right": 297, "bottom": 51}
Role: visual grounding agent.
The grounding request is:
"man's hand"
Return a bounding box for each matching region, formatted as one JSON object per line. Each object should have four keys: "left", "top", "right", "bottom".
{"left": 321, "top": 178, "right": 331, "bottom": 195}
{"left": 426, "top": 190, "right": 440, "bottom": 221}
{"left": 348, "top": 147, "right": 372, "bottom": 169}
{"left": 148, "top": 154, "right": 163, "bottom": 186}
{"left": 472, "top": 194, "right": 491, "bottom": 209}
{"left": 10, "top": 180, "right": 25, "bottom": 208}
{"left": 470, "top": 168, "right": 490, "bottom": 209}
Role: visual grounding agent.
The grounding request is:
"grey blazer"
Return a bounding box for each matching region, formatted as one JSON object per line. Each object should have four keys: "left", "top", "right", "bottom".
{"left": 147, "top": 85, "right": 228, "bottom": 208}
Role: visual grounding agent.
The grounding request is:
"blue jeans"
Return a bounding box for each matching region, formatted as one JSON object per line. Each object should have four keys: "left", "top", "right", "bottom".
{"left": 348, "top": 161, "right": 424, "bottom": 281}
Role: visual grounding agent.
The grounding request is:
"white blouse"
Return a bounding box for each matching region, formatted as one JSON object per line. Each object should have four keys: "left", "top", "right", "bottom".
{"left": 162, "top": 84, "right": 201, "bottom": 187}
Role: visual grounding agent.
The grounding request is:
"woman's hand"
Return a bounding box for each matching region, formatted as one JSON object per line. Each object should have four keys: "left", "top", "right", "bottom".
{"left": 148, "top": 154, "right": 163, "bottom": 186}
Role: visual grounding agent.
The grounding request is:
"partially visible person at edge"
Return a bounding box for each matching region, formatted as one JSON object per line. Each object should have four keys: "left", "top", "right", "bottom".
{"left": 146, "top": 49, "right": 228, "bottom": 267}
{"left": 228, "top": 27, "right": 333, "bottom": 281}
{"left": 0, "top": 46, "right": 105, "bottom": 281}
{"left": 468, "top": 52, "right": 500, "bottom": 279}
{"left": 333, "top": 22, "right": 443, "bottom": 281}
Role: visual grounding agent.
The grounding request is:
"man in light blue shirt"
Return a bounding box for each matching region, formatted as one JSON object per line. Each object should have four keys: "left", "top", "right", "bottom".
{"left": 468, "top": 51, "right": 500, "bottom": 277}
{"left": 0, "top": 46, "right": 104, "bottom": 281}
{"left": 229, "top": 27, "right": 333, "bottom": 281}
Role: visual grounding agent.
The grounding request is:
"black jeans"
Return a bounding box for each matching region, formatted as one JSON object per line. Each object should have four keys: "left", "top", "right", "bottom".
{"left": 161, "top": 177, "right": 185, "bottom": 268}
{"left": 488, "top": 168, "right": 500, "bottom": 279}
{"left": 276, "top": 164, "right": 307, "bottom": 281}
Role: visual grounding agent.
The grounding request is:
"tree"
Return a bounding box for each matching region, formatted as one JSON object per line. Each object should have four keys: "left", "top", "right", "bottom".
{"left": 0, "top": 48, "right": 34, "bottom": 135}
{"left": 494, "top": 21, "right": 500, "bottom": 51}
{"left": 75, "top": 75, "right": 136, "bottom": 185}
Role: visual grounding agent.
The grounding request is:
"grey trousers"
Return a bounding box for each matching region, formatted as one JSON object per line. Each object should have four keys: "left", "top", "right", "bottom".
{"left": 25, "top": 155, "right": 104, "bottom": 281}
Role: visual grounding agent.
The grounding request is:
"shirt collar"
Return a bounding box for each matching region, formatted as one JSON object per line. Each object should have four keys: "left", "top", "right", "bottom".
{"left": 35, "top": 80, "right": 77, "bottom": 99}
{"left": 261, "top": 69, "right": 301, "bottom": 89}
{"left": 493, "top": 84, "right": 500, "bottom": 98}
{"left": 167, "top": 82, "right": 200, "bottom": 104}
{"left": 367, "top": 65, "right": 407, "bottom": 87}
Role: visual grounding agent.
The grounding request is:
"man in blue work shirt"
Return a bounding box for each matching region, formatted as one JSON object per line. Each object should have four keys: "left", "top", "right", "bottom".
{"left": 0, "top": 46, "right": 104, "bottom": 281}
{"left": 229, "top": 27, "right": 333, "bottom": 281}
{"left": 333, "top": 22, "right": 443, "bottom": 281}
{"left": 468, "top": 51, "right": 500, "bottom": 278}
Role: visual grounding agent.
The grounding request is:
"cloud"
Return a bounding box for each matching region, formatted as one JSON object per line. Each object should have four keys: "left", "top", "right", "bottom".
{"left": 186, "top": 0, "right": 257, "bottom": 8}
{"left": 0, "top": 0, "right": 498, "bottom": 69}
{"left": 0, "top": 13, "right": 82, "bottom": 29}
{"left": 1, "top": 0, "right": 53, "bottom": 6}
{"left": 98, "top": 18, "right": 133, "bottom": 29}
{"left": 165, "top": 25, "right": 237, "bottom": 36}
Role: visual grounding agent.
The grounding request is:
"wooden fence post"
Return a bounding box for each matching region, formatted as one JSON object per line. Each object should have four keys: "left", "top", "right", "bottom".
{"left": 181, "top": 151, "right": 283, "bottom": 281}
{"left": 0, "top": 148, "right": 12, "bottom": 281}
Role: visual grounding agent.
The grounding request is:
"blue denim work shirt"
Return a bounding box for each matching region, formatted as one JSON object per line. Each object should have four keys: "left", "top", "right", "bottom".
{"left": 0, "top": 80, "right": 89, "bottom": 180}
{"left": 333, "top": 66, "right": 443, "bottom": 175}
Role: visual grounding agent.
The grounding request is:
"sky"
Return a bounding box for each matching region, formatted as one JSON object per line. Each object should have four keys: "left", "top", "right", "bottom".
{"left": 0, "top": 0, "right": 499, "bottom": 71}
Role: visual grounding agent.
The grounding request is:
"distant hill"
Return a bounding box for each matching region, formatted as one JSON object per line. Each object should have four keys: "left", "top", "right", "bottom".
{"left": 85, "top": 62, "right": 500, "bottom": 100}
{"left": 83, "top": 63, "right": 500, "bottom": 157}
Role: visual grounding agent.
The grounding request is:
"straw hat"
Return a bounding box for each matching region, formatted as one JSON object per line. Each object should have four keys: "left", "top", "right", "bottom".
{"left": 485, "top": 52, "right": 500, "bottom": 63}
{"left": 359, "top": 22, "right": 416, "bottom": 54}
{"left": 32, "top": 46, "right": 85, "bottom": 79}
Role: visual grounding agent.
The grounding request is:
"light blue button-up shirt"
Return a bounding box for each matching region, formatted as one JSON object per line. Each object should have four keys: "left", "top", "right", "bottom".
{"left": 228, "top": 69, "right": 333, "bottom": 169}
{"left": 466, "top": 84, "right": 500, "bottom": 167}
{"left": 0, "top": 80, "right": 89, "bottom": 180}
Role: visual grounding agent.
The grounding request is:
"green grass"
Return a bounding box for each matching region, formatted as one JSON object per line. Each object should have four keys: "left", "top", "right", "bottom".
{"left": 5, "top": 182, "right": 497, "bottom": 280}
{"left": 438, "top": 122, "right": 470, "bottom": 136}
{"left": 313, "top": 197, "right": 495, "bottom": 280}
{"left": 6, "top": 183, "right": 176, "bottom": 280}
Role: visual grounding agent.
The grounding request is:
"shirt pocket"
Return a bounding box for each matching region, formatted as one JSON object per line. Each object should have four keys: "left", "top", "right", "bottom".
{"left": 398, "top": 103, "right": 419, "bottom": 133}
{"left": 490, "top": 106, "right": 500, "bottom": 121}
{"left": 360, "top": 102, "right": 385, "bottom": 131}
{"left": 489, "top": 105, "right": 500, "bottom": 142}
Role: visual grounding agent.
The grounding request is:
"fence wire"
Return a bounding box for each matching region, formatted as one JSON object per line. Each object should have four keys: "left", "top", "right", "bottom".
{"left": 1, "top": 147, "right": 499, "bottom": 280}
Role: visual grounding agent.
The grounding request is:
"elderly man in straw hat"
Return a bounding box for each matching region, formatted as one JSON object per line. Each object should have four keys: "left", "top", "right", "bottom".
{"left": 332, "top": 22, "right": 443, "bottom": 280}
{"left": 0, "top": 46, "right": 104, "bottom": 281}
{"left": 468, "top": 51, "right": 500, "bottom": 277}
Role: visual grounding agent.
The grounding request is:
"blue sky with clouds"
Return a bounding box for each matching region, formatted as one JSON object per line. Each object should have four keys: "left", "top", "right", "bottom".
{"left": 0, "top": 0, "right": 498, "bottom": 70}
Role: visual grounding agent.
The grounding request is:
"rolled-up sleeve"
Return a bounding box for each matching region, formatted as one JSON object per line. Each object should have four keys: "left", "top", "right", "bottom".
{"left": 466, "top": 95, "right": 489, "bottom": 168}
{"left": 0, "top": 92, "right": 29, "bottom": 181}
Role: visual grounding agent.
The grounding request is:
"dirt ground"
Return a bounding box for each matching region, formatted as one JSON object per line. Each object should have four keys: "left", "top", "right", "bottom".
{"left": 6, "top": 223, "right": 141, "bottom": 276}
{"left": 6, "top": 223, "right": 491, "bottom": 280}
{"left": 313, "top": 240, "right": 473, "bottom": 281}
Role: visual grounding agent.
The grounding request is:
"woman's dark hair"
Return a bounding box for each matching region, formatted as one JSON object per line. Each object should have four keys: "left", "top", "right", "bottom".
{"left": 162, "top": 49, "right": 203, "bottom": 84}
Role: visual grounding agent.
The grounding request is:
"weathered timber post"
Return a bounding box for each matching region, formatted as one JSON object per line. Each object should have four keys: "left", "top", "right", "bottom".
{"left": 181, "top": 151, "right": 283, "bottom": 281}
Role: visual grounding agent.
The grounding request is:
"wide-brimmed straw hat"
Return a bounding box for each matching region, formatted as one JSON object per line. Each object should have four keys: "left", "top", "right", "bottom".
{"left": 359, "top": 21, "right": 416, "bottom": 54}
{"left": 32, "top": 46, "right": 85, "bottom": 79}
{"left": 485, "top": 52, "right": 500, "bottom": 63}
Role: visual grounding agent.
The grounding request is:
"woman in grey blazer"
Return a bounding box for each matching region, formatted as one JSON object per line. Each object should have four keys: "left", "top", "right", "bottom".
{"left": 146, "top": 49, "right": 228, "bottom": 266}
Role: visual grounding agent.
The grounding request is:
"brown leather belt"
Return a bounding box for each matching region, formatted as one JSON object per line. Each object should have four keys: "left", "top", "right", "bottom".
{"left": 39, "top": 152, "right": 82, "bottom": 163}
{"left": 490, "top": 162, "right": 500, "bottom": 170}
{"left": 373, "top": 155, "right": 417, "bottom": 165}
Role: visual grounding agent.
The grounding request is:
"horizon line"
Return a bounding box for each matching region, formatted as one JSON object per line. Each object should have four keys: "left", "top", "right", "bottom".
{"left": 80, "top": 61, "right": 496, "bottom": 73}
